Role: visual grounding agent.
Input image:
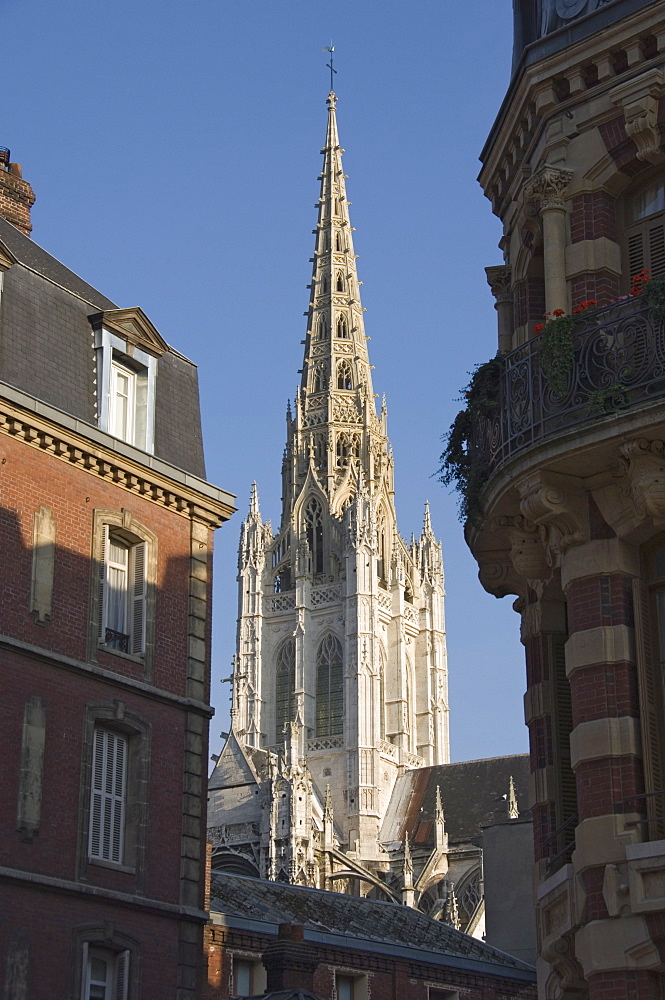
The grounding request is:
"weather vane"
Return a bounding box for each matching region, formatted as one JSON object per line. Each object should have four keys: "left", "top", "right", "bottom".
{"left": 323, "top": 42, "right": 337, "bottom": 91}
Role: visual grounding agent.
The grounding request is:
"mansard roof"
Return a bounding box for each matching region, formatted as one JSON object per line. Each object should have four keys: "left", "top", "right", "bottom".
{"left": 381, "top": 754, "right": 531, "bottom": 847}
{"left": 210, "top": 872, "right": 535, "bottom": 976}
{"left": 0, "top": 215, "right": 207, "bottom": 477}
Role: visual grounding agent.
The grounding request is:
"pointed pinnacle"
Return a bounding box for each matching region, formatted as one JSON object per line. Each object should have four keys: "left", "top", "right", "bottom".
{"left": 249, "top": 482, "right": 260, "bottom": 517}
{"left": 423, "top": 500, "right": 433, "bottom": 535}
{"left": 508, "top": 775, "right": 519, "bottom": 819}
{"left": 436, "top": 785, "right": 444, "bottom": 824}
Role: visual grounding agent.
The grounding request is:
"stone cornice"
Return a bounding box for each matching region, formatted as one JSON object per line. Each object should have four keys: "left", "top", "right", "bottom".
{"left": 0, "top": 383, "right": 236, "bottom": 527}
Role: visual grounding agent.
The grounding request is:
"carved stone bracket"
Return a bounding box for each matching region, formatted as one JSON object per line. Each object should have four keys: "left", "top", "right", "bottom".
{"left": 541, "top": 934, "right": 588, "bottom": 998}
{"left": 524, "top": 164, "right": 573, "bottom": 212}
{"left": 485, "top": 265, "right": 513, "bottom": 303}
{"left": 477, "top": 549, "right": 527, "bottom": 600}
{"left": 493, "top": 514, "right": 552, "bottom": 595}
{"left": 611, "top": 70, "right": 665, "bottom": 165}
{"left": 620, "top": 439, "right": 665, "bottom": 523}
{"left": 517, "top": 472, "right": 588, "bottom": 556}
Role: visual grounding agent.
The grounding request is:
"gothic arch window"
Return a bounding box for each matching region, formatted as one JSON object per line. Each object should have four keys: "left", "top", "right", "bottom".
{"left": 625, "top": 177, "right": 665, "bottom": 282}
{"left": 379, "top": 645, "right": 387, "bottom": 740}
{"left": 322, "top": 230, "right": 330, "bottom": 251}
{"left": 337, "top": 361, "right": 353, "bottom": 391}
{"left": 275, "top": 639, "right": 296, "bottom": 743}
{"left": 316, "top": 634, "right": 343, "bottom": 737}
{"left": 312, "top": 364, "right": 325, "bottom": 394}
{"left": 336, "top": 316, "right": 348, "bottom": 339}
{"left": 336, "top": 271, "right": 345, "bottom": 292}
{"left": 314, "top": 434, "right": 328, "bottom": 475}
{"left": 304, "top": 497, "right": 324, "bottom": 575}
{"left": 376, "top": 510, "right": 387, "bottom": 586}
{"left": 321, "top": 275, "right": 330, "bottom": 294}
{"left": 335, "top": 232, "right": 344, "bottom": 252}
{"left": 317, "top": 315, "right": 328, "bottom": 341}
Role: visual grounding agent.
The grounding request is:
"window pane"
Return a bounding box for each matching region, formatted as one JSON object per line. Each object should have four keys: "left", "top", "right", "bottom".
{"left": 235, "top": 960, "right": 252, "bottom": 994}
{"left": 634, "top": 182, "right": 665, "bottom": 220}
{"left": 337, "top": 976, "right": 353, "bottom": 1000}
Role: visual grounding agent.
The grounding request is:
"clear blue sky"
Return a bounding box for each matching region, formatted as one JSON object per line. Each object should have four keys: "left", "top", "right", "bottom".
{"left": 3, "top": 0, "right": 527, "bottom": 763}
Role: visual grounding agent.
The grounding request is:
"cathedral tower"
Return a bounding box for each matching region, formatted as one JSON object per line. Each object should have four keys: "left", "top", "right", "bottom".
{"left": 211, "top": 92, "right": 449, "bottom": 882}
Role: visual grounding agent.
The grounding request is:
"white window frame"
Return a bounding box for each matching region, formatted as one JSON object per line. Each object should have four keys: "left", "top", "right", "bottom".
{"left": 335, "top": 973, "right": 367, "bottom": 1000}
{"left": 98, "top": 526, "right": 147, "bottom": 657}
{"left": 88, "top": 728, "right": 128, "bottom": 864}
{"left": 81, "top": 943, "right": 130, "bottom": 1000}
{"left": 233, "top": 956, "right": 266, "bottom": 996}
{"left": 96, "top": 327, "right": 156, "bottom": 452}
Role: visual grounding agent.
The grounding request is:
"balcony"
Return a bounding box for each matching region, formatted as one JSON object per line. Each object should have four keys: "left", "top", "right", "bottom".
{"left": 471, "top": 298, "right": 665, "bottom": 479}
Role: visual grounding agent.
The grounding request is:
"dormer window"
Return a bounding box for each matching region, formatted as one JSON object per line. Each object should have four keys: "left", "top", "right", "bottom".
{"left": 92, "top": 308, "right": 166, "bottom": 454}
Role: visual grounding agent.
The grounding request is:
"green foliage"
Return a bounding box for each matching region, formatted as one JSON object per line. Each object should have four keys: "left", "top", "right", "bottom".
{"left": 438, "top": 354, "right": 502, "bottom": 523}
{"left": 642, "top": 275, "right": 665, "bottom": 319}
{"left": 537, "top": 314, "right": 576, "bottom": 396}
{"left": 587, "top": 382, "right": 628, "bottom": 414}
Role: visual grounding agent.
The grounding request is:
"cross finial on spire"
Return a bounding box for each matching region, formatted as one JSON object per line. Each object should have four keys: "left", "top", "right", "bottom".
{"left": 323, "top": 42, "right": 337, "bottom": 93}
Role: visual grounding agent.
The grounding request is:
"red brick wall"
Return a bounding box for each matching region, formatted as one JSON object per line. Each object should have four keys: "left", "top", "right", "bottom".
{"left": 0, "top": 431, "right": 195, "bottom": 696}
{"left": 0, "top": 164, "right": 34, "bottom": 236}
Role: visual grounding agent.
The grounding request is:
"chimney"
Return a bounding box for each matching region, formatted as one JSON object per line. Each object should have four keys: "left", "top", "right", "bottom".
{"left": 0, "top": 148, "right": 35, "bottom": 237}
{"left": 261, "top": 923, "right": 318, "bottom": 992}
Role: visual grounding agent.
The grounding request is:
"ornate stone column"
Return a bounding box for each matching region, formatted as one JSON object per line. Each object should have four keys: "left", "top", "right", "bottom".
{"left": 485, "top": 265, "right": 514, "bottom": 353}
{"left": 526, "top": 165, "right": 572, "bottom": 315}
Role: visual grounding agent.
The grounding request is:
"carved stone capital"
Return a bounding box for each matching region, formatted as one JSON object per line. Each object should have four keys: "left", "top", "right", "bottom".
{"left": 517, "top": 472, "right": 588, "bottom": 555}
{"left": 541, "top": 933, "right": 588, "bottom": 997}
{"left": 477, "top": 549, "right": 526, "bottom": 601}
{"left": 620, "top": 438, "right": 665, "bottom": 523}
{"left": 525, "top": 164, "right": 573, "bottom": 212}
{"left": 485, "top": 264, "right": 513, "bottom": 304}
{"left": 493, "top": 514, "right": 552, "bottom": 593}
{"left": 611, "top": 70, "right": 665, "bottom": 164}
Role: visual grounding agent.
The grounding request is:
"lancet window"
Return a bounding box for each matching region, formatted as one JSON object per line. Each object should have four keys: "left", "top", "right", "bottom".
{"left": 316, "top": 634, "right": 343, "bottom": 737}
{"left": 316, "top": 315, "right": 328, "bottom": 341}
{"left": 312, "top": 364, "right": 325, "bottom": 394}
{"left": 321, "top": 275, "right": 330, "bottom": 294}
{"left": 304, "top": 497, "right": 324, "bottom": 575}
{"left": 335, "top": 232, "right": 344, "bottom": 252}
{"left": 336, "top": 316, "right": 348, "bottom": 339}
{"left": 313, "top": 434, "right": 328, "bottom": 474}
{"left": 336, "top": 432, "right": 359, "bottom": 470}
{"left": 337, "top": 361, "right": 353, "bottom": 391}
{"left": 275, "top": 639, "right": 296, "bottom": 743}
{"left": 377, "top": 511, "right": 388, "bottom": 586}
{"left": 336, "top": 272, "right": 345, "bottom": 292}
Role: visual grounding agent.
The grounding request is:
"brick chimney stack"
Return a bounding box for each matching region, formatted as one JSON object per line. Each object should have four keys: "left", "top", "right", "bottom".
{"left": 261, "top": 924, "right": 318, "bottom": 993}
{"left": 0, "top": 149, "right": 35, "bottom": 237}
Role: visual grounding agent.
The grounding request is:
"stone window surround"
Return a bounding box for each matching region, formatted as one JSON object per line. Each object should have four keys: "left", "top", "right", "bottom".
{"left": 95, "top": 326, "right": 157, "bottom": 453}
{"left": 88, "top": 508, "right": 157, "bottom": 680}
{"left": 71, "top": 922, "right": 140, "bottom": 1000}
{"left": 76, "top": 701, "right": 151, "bottom": 891}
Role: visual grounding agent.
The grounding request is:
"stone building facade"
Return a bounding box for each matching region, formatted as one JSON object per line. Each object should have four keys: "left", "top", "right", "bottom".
{"left": 209, "top": 93, "right": 450, "bottom": 892}
{"left": 0, "top": 155, "right": 235, "bottom": 999}
{"left": 462, "top": 1, "right": 665, "bottom": 997}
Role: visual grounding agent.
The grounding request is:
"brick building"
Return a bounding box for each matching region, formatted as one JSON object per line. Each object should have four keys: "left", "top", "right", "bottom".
{"left": 449, "top": 1, "right": 665, "bottom": 997}
{"left": 204, "top": 872, "right": 537, "bottom": 1000}
{"left": 0, "top": 153, "right": 235, "bottom": 998}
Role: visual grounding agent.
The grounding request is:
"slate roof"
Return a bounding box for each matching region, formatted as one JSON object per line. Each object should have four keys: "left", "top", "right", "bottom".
{"left": 380, "top": 754, "right": 531, "bottom": 847}
{"left": 210, "top": 872, "right": 535, "bottom": 973}
{"left": 0, "top": 215, "right": 117, "bottom": 309}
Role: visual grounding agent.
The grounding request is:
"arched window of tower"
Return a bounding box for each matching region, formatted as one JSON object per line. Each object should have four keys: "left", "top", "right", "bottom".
{"left": 336, "top": 271, "right": 345, "bottom": 292}
{"left": 336, "top": 315, "right": 348, "bottom": 339}
{"left": 335, "top": 232, "right": 344, "bottom": 252}
{"left": 304, "top": 497, "right": 324, "bottom": 575}
{"left": 337, "top": 361, "right": 353, "bottom": 391}
{"left": 316, "top": 633, "right": 343, "bottom": 737}
{"left": 275, "top": 639, "right": 296, "bottom": 744}
{"left": 312, "top": 364, "right": 325, "bottom": 394}
{"left": 317, "top": 315, "right": 328, "bottom": 341}
{"left": 321, "top": 274, "right": 330, "bottom": 294}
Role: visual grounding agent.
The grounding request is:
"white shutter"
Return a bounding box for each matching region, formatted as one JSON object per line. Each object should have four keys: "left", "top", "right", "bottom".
{"left": 130, "top": 542, "right": 146, "bottom": 656}
{"left": 89, "top": 729, "right": 127, "bottom": 863}
{"left": 114, "top": 950, "right": 130, "bottom": 1000}
{"left": 81, "top": 942, "right": 90, "bottom": 1000}
{"left": 98, "top": 525, "right": 109, "bottom": 644}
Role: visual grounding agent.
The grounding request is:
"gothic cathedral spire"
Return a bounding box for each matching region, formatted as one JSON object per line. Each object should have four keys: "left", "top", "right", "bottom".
{"left": 215, "top": 91, "right": 450, "bottom": 884}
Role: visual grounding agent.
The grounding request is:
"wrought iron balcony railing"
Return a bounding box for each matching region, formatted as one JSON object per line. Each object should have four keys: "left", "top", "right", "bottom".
{"left": 471, "top": 298, "right": 665, "bottom": 478}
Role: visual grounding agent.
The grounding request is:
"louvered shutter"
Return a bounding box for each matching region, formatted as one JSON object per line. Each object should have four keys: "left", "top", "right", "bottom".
{"left": 649, "top": 222, "right": 665, "bottom": 277}
{"left": 89, "top": 729, "right": 127, "bottom": 863}
{"left": 130, "top": 542, "right": 146, "bottom": 656}
{"left": 114, "top": 950, "right": 130, "bottom": 1000}
{"left": 633, "top": 580, "right": 665, "bottom": 839}
{"left": 98, "top": 526, "right": 109, "bottom": 644}
{"left": 81, "top": 942, "right": 90, "bottom": 1000}
{"left": 628, "top": 232, "right": 645, "bottom": 278}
